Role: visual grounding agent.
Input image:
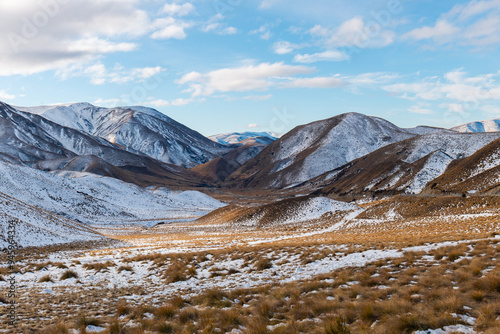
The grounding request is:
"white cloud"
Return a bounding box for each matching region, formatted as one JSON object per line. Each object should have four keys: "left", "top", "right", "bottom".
{"left": 272, "top": 41, "right": 300, "bottom": 55}
{"left": 441, "top": 103, "right": 468, "bottom": 115}
{"left": 0, "top": 0, "right": 153, "bottom": 76}
{"left": 480, "top": 105, "right": 500, "bottom": 114}
{"left": 202, "top": 15, "right": 237, "bottom": 35}
{"left": 148, "top": 99, "right": 170, "bottom": 107}
{"left": 93, "top": 98, "right": 123, "bottom": 107}
{"left": 404, "top": 0, "right": 500, "bottom": 47}
{"left": 0, "top": 90, "right": 15, "bottom": 100}
{"left": 311, "top": 17, "right": 395, "bottom": 49}
{"left": 177, "top": 62, "right": 348, "bottom": 97}
{"left": 171, "top": 97, "right": 196, "bottom": 106}
{"left": 161, "top": 3, "right": 195, "bottom": 17}
{"left": 285, "top": 77, "right": 346, "bottom": 88}
{"left": 348, "top": 72, "right": 400, "bottom": 85}
{"left": 0, "top": 1, "right": 195, "bottom": 76}
{"left": 243, "top": 94, "right": 273, "bottom": 101}
{"left": 403, "top": 20, "right": 460, "bottom": 43}
{"left": 408, "top": 105, "right": 434, "bottom": 115}
{"left": 250, "top": 24, "right": 274, "bottom": 40}
{"left": 247, "top": 123, "right": 259, "bottom": 128}
{"left": 383, "top": 70, "right": 500, "bottom": 106}
{"left": 294, "top": 50, "right": 349, "bottom": 63}
{"left": 151, "top": 18, "right": 192, "bottom": 40}
{"left": 203, "top": 23, "right": 221, "bottom": 33}
{"left": 221, "top": 27, "right": 238, "bottom": 35}
{"left": 58, "top": 63, "right": 166, "bottom": 85}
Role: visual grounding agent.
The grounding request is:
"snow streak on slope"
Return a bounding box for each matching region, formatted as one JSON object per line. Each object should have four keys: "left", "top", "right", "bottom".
{"left": 0, "top": 191, "right": 103, "bottom": 248}
{"left": 452, "top": 119, "right": 500, "bottom": 133}
{"left": 231, "top": 196, "right": 360, "bottom": 228}
{"left": 18, "top": 103, "right": 229, "bottom": 167}
{"left": 0, "top": 161, "right": 226, "bottom": 226}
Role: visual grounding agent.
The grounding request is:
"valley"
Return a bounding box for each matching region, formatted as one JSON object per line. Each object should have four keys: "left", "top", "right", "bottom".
{"left": 1, "top": 101, "right": 500, "bottom": 333}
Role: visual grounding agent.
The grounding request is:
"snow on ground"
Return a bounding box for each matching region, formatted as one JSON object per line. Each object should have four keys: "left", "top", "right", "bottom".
{"left": 0, "top": 192, "right": 102, "bottom": 248}
{"left": 0, "top": 161, "right": 226, "bottom": 227}
{"left": 279, "top": 197, "right": 359, "bottom": 225}
{"left": 236, "top": 197, "right": 361, "bottom": 228}
{"left": 0, "top": 238, "right": 483, "bottom": 302}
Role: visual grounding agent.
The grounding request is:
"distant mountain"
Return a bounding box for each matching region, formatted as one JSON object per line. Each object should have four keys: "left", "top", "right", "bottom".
{"left": 209, "top": 131, "right": 280, "bottom": 145}
{"left": 225, "top": 113, "right": 421, "bottom": 189}
{"left": 404, "top": 126, "right": 456, "bottom": 135}
{"left": 308, "top": 132, "right": 500, "bottom": 197}
{"left": 18, "top": 103, "right": 230, "bottom": 168}
{"left": 192, "top": 138, "right": 271, "bottom": 184}
{"left": 452, "top": 119, "right": 500, "bottom": 133}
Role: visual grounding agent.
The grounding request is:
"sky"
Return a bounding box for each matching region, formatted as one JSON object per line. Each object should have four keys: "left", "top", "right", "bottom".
{"left": 1, "top": 0, "right": 500, "bottom": 136}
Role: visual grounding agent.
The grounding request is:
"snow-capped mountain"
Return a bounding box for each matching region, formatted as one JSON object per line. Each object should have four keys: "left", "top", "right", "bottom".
{"left": 310, "top": 132, "right": 500, "bottom": 197}
{"left": 209, "top": 131, "right": 280, "bottom": 145}
{"left": 452, "top": 119, "right": 500, "bottom": 133}
{"left": 0, "top": 102, "right": 204, "bottom": 187}
{"left": 18, "top": 103, "right": 230, "bottom": 168}
{"left": 225, "top": 113, "right": 420, "bottom": 189}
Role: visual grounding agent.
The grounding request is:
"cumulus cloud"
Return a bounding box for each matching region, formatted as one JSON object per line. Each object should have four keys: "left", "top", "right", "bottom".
{"left": 404, "top": 0, "right": 500, "bottom": 47}
{"left": 0, "top": 0, "right": 195, "bottom": 76}
{"left": 176, "top": 62, "right": 347, "bottom": 97}
{"left": 0, "top": 0, "right": 154, "bottom": 76}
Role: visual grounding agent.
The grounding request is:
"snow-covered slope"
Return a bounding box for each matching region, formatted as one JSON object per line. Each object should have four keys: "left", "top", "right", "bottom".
{"left": 421, "top": 137, "right": 500, "bottom": 194}
{"left": 197, "top": 196, "right": 360, "bottom": 228}
{"left": 452, "top": 119, "right": 500, "bottom": 133}
{"left": 209, "top": 132, "right": 280, "bottom": 145}
{"left": 312, "top": 132, "right": 500, "bottom": 196}
{"left": 0, "top": 161, "right": 226, "bottom": 226}
{"left": 226, "top": 113, "right": 418, "bottom": 189}
{"left": 18, "top": 103, "right": 230, "bottom": 168}
{"left": 0, "top": 191, "right": 103, "bottom": 248}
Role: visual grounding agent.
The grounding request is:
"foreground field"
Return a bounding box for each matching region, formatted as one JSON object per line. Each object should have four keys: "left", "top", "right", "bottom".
{"left": 1, "top": 195, "right": 500, "bottom": 333}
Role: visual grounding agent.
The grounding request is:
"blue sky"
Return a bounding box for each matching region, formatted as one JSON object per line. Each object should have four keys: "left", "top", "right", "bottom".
{"left": 1, "top": 0, "right": 500, "bottom": 136}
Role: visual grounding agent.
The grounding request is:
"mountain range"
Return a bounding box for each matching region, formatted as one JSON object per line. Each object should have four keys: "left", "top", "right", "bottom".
{"left": 4, "top": 100, "right": 500, "bottom": 247}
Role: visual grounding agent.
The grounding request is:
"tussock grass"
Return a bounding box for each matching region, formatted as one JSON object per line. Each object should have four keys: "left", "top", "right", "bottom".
{"left": 60, "top": 270, "right": 78, "bottom": 280}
